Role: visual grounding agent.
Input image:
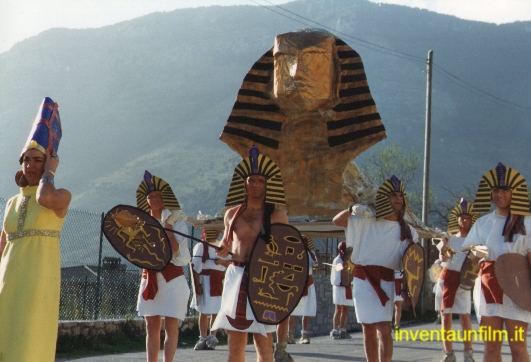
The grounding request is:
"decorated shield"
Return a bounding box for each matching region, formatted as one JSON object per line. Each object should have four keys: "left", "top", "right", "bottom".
{"left": 402, "top": 242, "right": 425, "bottom": 317}
{"left": 494, "top": 254, "right": 531, "bottom": 312}
{"left": 102, "top": 205, "right": 172, "bottom": 271}
{"left": 248, "top": 223, "right": 309, "bottom": 325}
{"left": 459, "top": 252, "right": 479, "bottom": 290}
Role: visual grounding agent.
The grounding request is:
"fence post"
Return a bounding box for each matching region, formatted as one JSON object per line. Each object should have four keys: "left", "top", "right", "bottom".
{"left": 93, "top": 212, "right": 104, "bottom": 320}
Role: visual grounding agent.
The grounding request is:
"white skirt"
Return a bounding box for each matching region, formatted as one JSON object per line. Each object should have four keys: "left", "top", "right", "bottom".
{"left": 191, "top": 274, "right": 223, "bottom": 315}
{"left": 292, "top": 284, "right": 317, "bottom": 316}
{"left": 211, "top": 264, "right": 275, "bottom": 336}
{"left": 434, "top": 277, "right": 471, "bottom": 314}
{"left": 332, "top": 285, "right": 354, "bottom": 306}
{"left": 137, "top": 272, "right": 190, "bottom": 320}
{"left": 353, "top": 278, "right": 394, "bottom": 324}
{"left": 473, "top": 277, "right": 531, "bottom": 324}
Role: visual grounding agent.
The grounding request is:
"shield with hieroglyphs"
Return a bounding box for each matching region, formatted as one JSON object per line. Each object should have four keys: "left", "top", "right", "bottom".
{"left": 247, "top": 223, "right": 309, "bottom": 325}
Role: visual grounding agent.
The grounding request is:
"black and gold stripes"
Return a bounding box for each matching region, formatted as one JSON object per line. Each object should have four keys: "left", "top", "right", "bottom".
{"left": 222, "top": 50, "right": 284, "bottom": 150}
{"left": 221, "top": 33, "right": 385, "bottom": 151}
{"left": 327, "top": 38, "right": 385, "bottom": 148}
{"left": 472, "top": 163, "right": 530, "bottom": 216}
{"left": 375, "top": 176, "right": 411, "bottom": 220}
{"left": 447, "top": 198, "right": 479, "bottom": 234}
{"left": 136, "top": 173, "right": 181, "bottom": 213}
{"left": 225, "top": 152, "right": 286, "bottom": 207}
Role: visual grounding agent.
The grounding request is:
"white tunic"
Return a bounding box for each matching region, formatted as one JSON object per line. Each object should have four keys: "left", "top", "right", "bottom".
{"left": 330, "top": 255, "right": 354, "bottom": 307}
{"left": 136, "top": 209, "right": 191, "bottom": 319}
{"left": 345, "top": 215, "right": 419, "bottom": 323}
{"left": 190, "top": 242, "right": 229, "bottom": 315}
{"left": 434, "top": 235, "right": 471, "bottom": 314}
{"left": 211, "top": 264, "right": 276, "bottom": 336}
{"left": 462, "top": 212, "right": 531, "bottom": 323}
{"left": 292, "top": 251, "right": 317, "bottom": 316}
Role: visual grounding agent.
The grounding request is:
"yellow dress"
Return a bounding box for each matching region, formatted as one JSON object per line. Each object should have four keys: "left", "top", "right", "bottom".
{"left": 0, "top": 186, "right": 66, "bottom": 362}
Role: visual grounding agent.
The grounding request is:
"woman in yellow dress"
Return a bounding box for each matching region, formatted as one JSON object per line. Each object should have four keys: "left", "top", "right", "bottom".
{"left": 0, "top": 97, "right": 71, "bottom": 362}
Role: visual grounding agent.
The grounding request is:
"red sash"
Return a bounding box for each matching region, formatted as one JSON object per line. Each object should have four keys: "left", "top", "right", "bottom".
{"left": 479, "top": 261, "right": 503, "bottom": 304}
{"left": 302, "top": 275, "right": 314, "bottom": 297}
{"left": 141, "top": 263, "right": 184, "bottom": 300}
{"left": 440, "top": 268, "right": 460, "bottom": 310}
{"left": 353, "top": 265, "right": 394, "bottom": 306}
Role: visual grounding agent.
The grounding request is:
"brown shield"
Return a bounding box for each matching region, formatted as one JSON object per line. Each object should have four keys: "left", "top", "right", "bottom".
{"left": 459, "top": 252, "right": 479, "bottom": 290}
{"left": 248, "top": 223, "right": 309, "bottom": 325}
{"left": 102, "top": 205, "right": 172, "bottom": 271}
{"left": 402, "top": 242, "right": 425, "bottom": 317}
{"left": 494, "top": 254, "right": 531, "bottom": 312}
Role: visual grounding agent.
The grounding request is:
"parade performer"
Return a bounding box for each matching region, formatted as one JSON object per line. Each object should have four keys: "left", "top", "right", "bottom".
{"left": 135, "top": 170, "right": 191, "bottom": 362}
{"left": 191, "top": 228, "right": 230, "bottom": 350}
{"left": 333, "top": 175, "right": 418, "bottom": 362}
{"left": 214, "top": 145, "right": 291, "bottom": 362}
{"left": 0, "top": 97, "right": 71, "bottom": 362}
{"left": 288, "top": 236, "right": 318, "bottom": 344}
{"left": 435, "top": 198, "right": 478, "bottom": 362}
{"left": 462, "top": 163, "right": 531, "bottom": 362}
{"left": 329, "top": 241, "right": 353, "bottom": 339}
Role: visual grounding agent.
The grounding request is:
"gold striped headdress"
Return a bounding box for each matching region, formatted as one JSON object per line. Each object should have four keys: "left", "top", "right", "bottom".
{"left": 447, "top": 198, "right": 479, "bottom": 234}
{"left": 202, "top": 228, "right": 220, "bottom": 241}
{"left": 136, "top": 170, "right": 181, "bottom": 212}
{"left": 375, "top": 175, "right": 411, "bottom": 220}
{"left": 225, "top": 145, "right": 286, "bottom": 207}
{"left": 472, "top": 163, "right": 530, "bottom": 216}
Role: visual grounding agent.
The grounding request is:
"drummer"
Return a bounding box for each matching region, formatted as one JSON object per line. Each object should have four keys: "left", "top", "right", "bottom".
{"left": 462, "top": 163, "right": 531, "bottom": 362}
{"left": 435, "top": 198, "right": 478, "bottom": 362}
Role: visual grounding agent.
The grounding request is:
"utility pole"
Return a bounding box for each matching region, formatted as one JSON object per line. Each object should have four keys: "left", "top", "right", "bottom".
{"left": 422, "top": 50, "right": 433, "bottom": 226}
{"left": 420, "top": 50, "right": 433, "bottom": 315}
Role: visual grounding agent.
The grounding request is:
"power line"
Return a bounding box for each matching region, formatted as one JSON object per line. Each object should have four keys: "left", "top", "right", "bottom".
{"left": 250, "top": 0, "right": 531, "bottom": 112}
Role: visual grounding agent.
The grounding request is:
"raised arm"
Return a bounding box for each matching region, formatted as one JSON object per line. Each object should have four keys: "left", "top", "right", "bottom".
{"left": 36, "top": 152, "right": 71, "bottom": 218}
{"left": 332, "top": 208, "right": 351, "bottom": 228}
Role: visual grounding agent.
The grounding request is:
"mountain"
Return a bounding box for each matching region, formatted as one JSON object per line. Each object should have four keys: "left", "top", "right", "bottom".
{"left": 1, "top": 0, "right": 530, "bottom": 222}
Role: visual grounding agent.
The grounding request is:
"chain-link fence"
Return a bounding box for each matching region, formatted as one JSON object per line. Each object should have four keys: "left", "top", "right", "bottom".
{"left": 0, "top": 197, "right": 201, "bottom": 321}
{"left": 1, "top": 196, "right": 341, "bottom": 321}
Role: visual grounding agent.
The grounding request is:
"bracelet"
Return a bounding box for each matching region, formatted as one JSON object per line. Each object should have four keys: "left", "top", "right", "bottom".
{"left": 44, "top": 169, "right": 55, "bottom": 177}
{"left": 40, "top": 177, "right": 54, "bottom": 185}
{"left": 349, "top": 205, "right": 354, "bottom": 213}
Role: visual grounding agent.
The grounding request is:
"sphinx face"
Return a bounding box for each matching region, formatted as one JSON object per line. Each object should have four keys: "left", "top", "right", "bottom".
{"left": 273, "top": 31, "right": 337, "bottom": 113}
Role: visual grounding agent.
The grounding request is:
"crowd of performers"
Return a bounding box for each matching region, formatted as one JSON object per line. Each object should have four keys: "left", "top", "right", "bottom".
{"left": 1, "top": 97, "right": 531, "bottom": 362}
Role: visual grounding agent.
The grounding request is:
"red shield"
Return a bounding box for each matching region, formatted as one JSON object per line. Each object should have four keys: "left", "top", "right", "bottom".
{"left": 247, "top": 223, "right": 309, "bottom": 325}
{"left": 402, "top": 242, "right": 425, "bottom": 317}
{"left": 102, "top": 205, "right": 172, "bottom": 271}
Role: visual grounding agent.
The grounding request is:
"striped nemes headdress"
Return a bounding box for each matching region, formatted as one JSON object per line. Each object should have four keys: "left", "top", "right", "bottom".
{"left": 136, "top": 170, "right": 181, "bottom": 212}
{"left": 472, "top": 163, "right": 530, "bottom": 216}
{"left": 225, "top": 145, "right": 286, "bottom": 207}
{"left": 202, "top": 228, "right": 220, "bottom": 241}
{"left": 375, "top": 175, "right": 411, "bottom": 220}
{"left": 20, "top": 97, "right": 62, "bottom": 163}
{"left": 447, "top": 198, "right": 479, "bottom": 234}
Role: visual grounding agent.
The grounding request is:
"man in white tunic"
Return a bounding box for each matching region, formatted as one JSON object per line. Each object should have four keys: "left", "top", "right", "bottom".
{"left": 435, "top": 198, "right": 478, "bottom": 362}
{"left": 462, "top": 163, "right": 531, "bottom": 362}
{"left": 333, "top": 175, "right": 418, "bottom": 362}
{"left": 191, "top": 228, "right": 230, "bottom": 350}
{"left": 329, "top": 241, "right": 354, "bottom": 339}
{"left": 135, "top": 170, "right": 191, "bottom": 362}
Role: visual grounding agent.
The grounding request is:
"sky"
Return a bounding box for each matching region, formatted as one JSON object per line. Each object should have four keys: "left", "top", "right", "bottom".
{"left": 2, "top": 0, "right": 531, "bottom": 54}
